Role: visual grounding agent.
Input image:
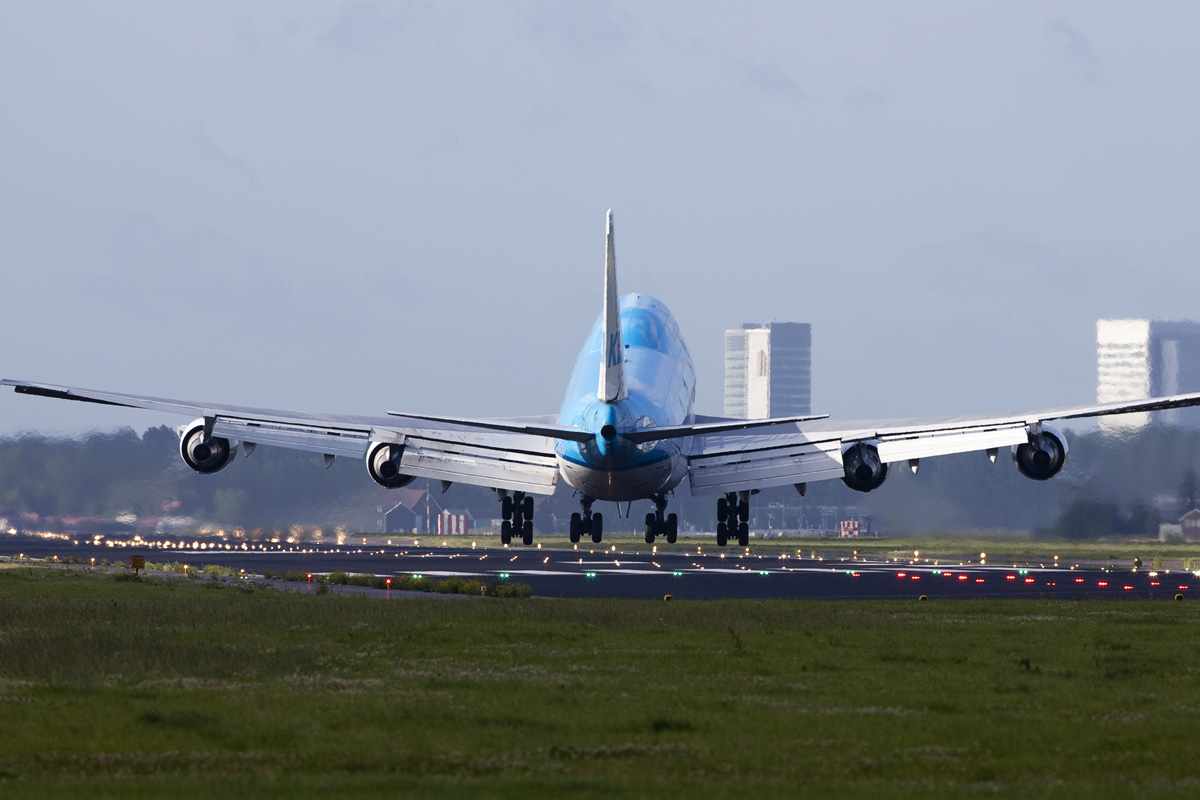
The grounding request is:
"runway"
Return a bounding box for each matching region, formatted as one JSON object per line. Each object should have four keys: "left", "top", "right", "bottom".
{"left": 2, "top": 534, "right": 1193, "bottom": 599}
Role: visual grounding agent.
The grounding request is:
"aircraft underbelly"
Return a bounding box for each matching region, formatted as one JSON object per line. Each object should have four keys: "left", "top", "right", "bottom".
{"left": 557, "top": 454, "right": 683, "bottom": 501}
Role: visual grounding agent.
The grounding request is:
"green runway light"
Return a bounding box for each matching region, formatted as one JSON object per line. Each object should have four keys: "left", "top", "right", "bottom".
{"left": 672, "top": 570, "right": 683, "bottom": 577}
{"left": 585, "top": 571, "right": 597, "bottom": 579}
{"left": 498, "top": 572, "right": 510, "bottom": 581}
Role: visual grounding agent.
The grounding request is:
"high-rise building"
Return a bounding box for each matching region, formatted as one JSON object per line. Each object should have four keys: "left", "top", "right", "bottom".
{"left": 723, "top": 322, "right": 812, "bottom": 419}
{"left": 1097, "top": 319, "right": 1200, "bottom": 431}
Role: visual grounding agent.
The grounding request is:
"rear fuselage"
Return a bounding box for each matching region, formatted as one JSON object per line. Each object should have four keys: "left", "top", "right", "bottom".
{"left": 556, "top": 294, "right": 695, "bottom": 500}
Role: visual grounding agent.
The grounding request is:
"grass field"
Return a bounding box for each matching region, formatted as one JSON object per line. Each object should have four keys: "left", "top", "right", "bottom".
{"left": 2, "top": 568, "right": 1200, "bottom": 798}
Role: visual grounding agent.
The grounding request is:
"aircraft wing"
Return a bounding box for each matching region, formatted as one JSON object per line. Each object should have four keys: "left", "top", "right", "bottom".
{"left": 686, "top": 392, "right": 1200, "bottom": 495}
{"left": 1, "top": 379, "right": 561, "bottom": 495}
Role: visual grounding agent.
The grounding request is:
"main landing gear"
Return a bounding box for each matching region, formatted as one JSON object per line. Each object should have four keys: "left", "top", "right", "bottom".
{"left": 643, "top": 495, "right": 678, "bottom": 545}
{"left": 716, "top": 491, "right": 749, "bottom": 547}
{"left": 569, "top": 497, "right": 604, "bottom": 545}
{"left": 500, "top": 491, "right": 534, "bottom": 546}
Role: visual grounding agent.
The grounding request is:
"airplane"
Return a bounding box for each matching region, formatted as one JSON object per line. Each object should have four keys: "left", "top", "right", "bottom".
{"left": 6, "top": 210, "right": 1200, "bottom": 547}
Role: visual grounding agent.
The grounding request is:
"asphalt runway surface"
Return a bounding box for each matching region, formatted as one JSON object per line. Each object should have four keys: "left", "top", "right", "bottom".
{"left": 3, "top": 535, "right": 1194, "bottom": 599}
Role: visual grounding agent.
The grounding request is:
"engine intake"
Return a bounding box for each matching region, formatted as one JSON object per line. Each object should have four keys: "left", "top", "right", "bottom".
{"left": 1013, "top": 428, "right": 1068, "bottom": 481}
{"left": 366, "top": 442, "right": 416, "bottom": 489}
{"left": 178, "top": 419, "right": 237, "bottom": 474}
{"left": 842, "top": 442, "right": 888, "bottom": 493}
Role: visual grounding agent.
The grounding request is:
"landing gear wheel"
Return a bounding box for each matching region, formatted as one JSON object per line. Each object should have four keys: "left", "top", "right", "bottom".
{"left": 717, "top": 497, "right": 729, "bottom": 522}
{"left": 502, "top": 496, "right": 514, "bottom": 519}
{"left": 569, "top": 513, "right": 582, "bottom": 544}
{"left": 738, "top": 500, "right": 750, "bottom": 523}
{"left": 591, "top": 513, "right": 604, "bottom": 544}
{"left": 522, "top": 495, "right": 534, "bottom": 518}
{"left": 500, "top": 520, "right": 512, "bottom": 545}
{"left": 666, "top": 513, "right": 678, "bottom": 544}
{"left": 716, "top": 522, "right": 727, "bottom": 547}
{"left": 644, "top": 519, "right": 656, "bottom": 545}
{"left": 522, "top": 520, "right": 534, "bottom": 546}
{"left": 738, "top": 522, "right": 749, "bottom": 547}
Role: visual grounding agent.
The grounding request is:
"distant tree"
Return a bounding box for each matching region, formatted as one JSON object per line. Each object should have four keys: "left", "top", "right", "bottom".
{"left": 1121, "top": 500, "right": 1158, "bottom": 536}
{"left": 1180, "top": 467, "right": 1199, "bottom": 511}
{"left": 1051, "top": 498, "right": 1122, "bottom": 540}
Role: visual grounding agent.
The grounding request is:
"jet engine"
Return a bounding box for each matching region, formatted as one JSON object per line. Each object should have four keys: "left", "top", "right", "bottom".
{"left": 842, "top": 442, "right": 888, "bottom": 493}
{"left": 1013, "top": 427, "right": 1068, "bottom": 481}
{"left": 178, "top": 418, "right": 238, "bottom": 474}
{"left": 366, "top": 442, "right": 416, "bottom": 489}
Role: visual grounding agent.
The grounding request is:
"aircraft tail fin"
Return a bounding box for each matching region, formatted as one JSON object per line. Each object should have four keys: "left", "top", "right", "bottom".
{"left": 598, "top": 209, "right": 626, "bottom": 403}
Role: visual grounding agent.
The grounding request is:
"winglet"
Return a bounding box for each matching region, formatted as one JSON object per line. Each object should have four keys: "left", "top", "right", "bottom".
{"left": 598, "top": 209, "right": 626, "bottom": 403}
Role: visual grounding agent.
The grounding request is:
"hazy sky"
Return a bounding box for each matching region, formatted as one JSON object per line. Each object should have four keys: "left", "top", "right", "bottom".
{"left": 3, "top": 2, "right": 1199, "bottom": 435}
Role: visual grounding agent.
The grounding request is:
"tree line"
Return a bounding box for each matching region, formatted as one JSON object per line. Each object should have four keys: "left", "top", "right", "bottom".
{"left": 0, "top": 424, "right": 1197, "bottom": 537}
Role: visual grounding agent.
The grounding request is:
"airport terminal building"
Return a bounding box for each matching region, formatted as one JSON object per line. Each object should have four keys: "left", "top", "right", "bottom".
{"left": 1097, "top": 319, "right": 1200, "bottom": 431}
{"left": 723, "top": 322, "right": 812, "bottom": 419}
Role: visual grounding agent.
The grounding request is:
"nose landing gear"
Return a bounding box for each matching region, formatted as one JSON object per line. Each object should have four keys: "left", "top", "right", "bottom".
{"left": 715, "top": 491, "right": 749, "bottom": 547}
{"left": 569, "top": 497, "right": 604, "bottom": 544}
{"left": 500, "top": 491, "right": 535, "bottom": 545}
{"left": 643, "top": 495, "right": 678, "bottom": 545}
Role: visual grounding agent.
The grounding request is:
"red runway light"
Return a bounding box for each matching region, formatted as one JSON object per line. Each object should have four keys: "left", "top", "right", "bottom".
{"left": 1150, "top": 580, "right": 1161, "bottom": 587}
{"left": 1178, "top": 585, "right": 1190, "bottom": 591}
{"left": 910, "top": 575, "right": 921, "bottom": 581}
{"left": 1074, "top": 577, "right": 1085, "bottom": 584}
{"left": 1122, "top": 585, "right": 1134, "bottom": 591}
{"left": 957, "top": 574, "right": 969, "bottom": 582}
{"left": 975, "top": 578, "right": 985, "bottom": 584}
{"left": 896, "top": 572, "right": 907, "bottom": 579}
{"left": 1005, "top": 574, "right": 1016, "bottom": 582}
{"left": 1045, "top": 581, "right": 1056, "bottom": 588}
{"left": 1097, "top": 580, "right": 1109, "bottom": 588}
{"left": 850, "top": 571, "right": 861, "bottom": 578}
{"left": 1023, "top": 577, "right": 1036, "bottom": 584}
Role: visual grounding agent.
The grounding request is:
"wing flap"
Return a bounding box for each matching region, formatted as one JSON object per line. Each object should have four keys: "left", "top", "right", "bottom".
{"left": 211, "top": 417, "right": 372, "bottom": 459}
{"left": 400, "top": 435, "right": 558, "bottom": 495}
{"left": 688, "top": 439, "right": 844, "bottom": 495}
{"left": 874, "top": 425, "right": 1027, "bottom": 463}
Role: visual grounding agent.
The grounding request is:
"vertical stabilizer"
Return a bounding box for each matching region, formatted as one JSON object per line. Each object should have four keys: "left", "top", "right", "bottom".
{"left": 598, "top": 209, "right": 626, "bottom": 403}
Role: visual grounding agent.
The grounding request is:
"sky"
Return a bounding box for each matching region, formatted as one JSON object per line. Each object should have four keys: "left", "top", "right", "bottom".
{"left": 2, "top": 1, "right": 1199, "bottom": 436}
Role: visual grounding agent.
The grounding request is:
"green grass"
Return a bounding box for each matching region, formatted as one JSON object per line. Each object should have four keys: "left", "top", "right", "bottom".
{"left": 2, "top": 568, "right": 1200, "bottom": 798}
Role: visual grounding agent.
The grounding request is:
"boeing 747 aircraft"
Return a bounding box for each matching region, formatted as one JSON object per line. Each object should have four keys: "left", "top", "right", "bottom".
{"left": 7, "top": 212, "right": 1200, "bottom": 546}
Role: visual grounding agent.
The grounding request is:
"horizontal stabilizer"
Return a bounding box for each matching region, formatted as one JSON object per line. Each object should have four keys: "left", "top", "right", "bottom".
{"left": 386, "top": 411, "right": 594, "bottom": 442}
{"left": 622, "top": 413, "right": 830, "bottom": 444}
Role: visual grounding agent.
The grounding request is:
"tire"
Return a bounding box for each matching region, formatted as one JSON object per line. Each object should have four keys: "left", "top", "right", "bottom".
{"left": 666, "top": 513, "right": 678, "bottom": 544}
{"left": 569, "top": 513, "right": 582, "bottom": 544}
{"left": 717, "top": 497, "right": 729, "bottom": 522}
{"left": 738, "top": 522, "right": 749, "bottom": 547}
{"left": 500, "top": 520, "right": 512, "bottom": 545}
{"left": 522, "top": 520, "right": 533, "bottom": 546}
{"left": 522, "top": 495, "right": 534, "bottom": 518}
{"left": 716, "top": 522, "right": 727, "bottom": 547}
{"left": 501, "top": 496, "right": 514, "bottom": 519}
{"left": 645, "top": 512, "right": 656, "bottom": 527}
{"left": 644, "top": 524, "right": 655, "bottom": 545}
{"left": 591, "top": 513, "right": 604, "bottom": 543}
{"left": 738, "top": 500, "right": 749, "bottom": 523}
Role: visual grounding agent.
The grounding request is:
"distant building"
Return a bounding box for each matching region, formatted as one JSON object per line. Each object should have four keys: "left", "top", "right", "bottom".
{"left": 1159, "top": 508, "right": 1200, "bottom": 542}
{"left": 1097, "top": 319, "right": 1200, "bottom": 431}
{"left": 1183, "top": 509, "right": 1200, "bottom": 540}
{"left": 436, "top": 509, "right": 473, "bottom": 536}
{"left": 723, "top": 322, "right": 812, "bottom": 419}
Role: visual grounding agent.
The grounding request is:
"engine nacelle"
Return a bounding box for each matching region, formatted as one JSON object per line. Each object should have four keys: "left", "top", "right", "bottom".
{"left": 842, "top": 442, "right": 888, "bottom": 493}
{"left": 1013, "top": 426, "right": 1068, "bottom": 481}
{"left": 178, "top": 418, "right": 238, "bottom": 475}
{"left": 366, "top": 442, "right": 416, "bottom": 489}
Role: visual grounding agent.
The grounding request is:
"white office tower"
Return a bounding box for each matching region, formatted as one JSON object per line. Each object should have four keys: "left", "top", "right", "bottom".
{"left": 1097, "top": 319, "right": 1200, "bottom": 432}
{"left": 723, "top": 322, "right": 812, "bottom": 419}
